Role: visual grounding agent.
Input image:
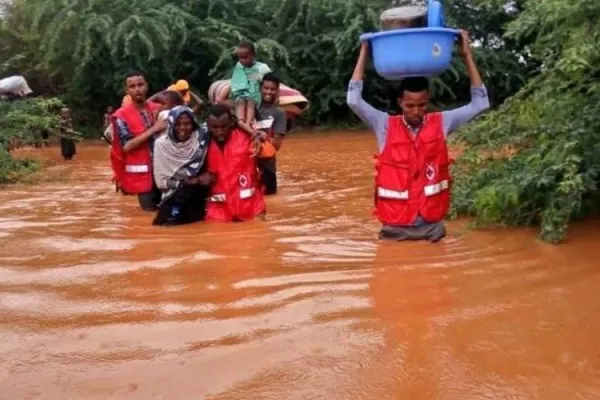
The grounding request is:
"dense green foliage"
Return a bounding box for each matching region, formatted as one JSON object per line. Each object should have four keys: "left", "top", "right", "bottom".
{"left": 0, "top": 98, "right": 64, "bottom": 146}
{"left": 450, "top": 0, "right": 600, "bottom": 242}
{"left": 0, "top": 146, "right": 38, "bottom": 184}
{"left": 0, "top": 98, "right": 65, "bottom": 183}
{"left": 0, "top": 0, "right": 527, "bottom": 124}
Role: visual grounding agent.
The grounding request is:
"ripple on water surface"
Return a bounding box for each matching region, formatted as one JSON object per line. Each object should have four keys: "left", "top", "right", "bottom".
{"left": 0, "top": 141, "right": 599, "bottom": 399}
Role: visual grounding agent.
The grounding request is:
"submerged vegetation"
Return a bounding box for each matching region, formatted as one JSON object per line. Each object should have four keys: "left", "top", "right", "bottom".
{"left": 0, "top": 0, "right": 598, "bottom": 241}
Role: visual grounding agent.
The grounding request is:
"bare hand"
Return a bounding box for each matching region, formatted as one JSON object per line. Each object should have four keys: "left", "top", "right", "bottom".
{"left": 272, "top": 135, "right": 283, "bottom": 151}
{"left": 253, "top": 130, "right": 267, "bottom": 140}
{"left": 249, "top": 136, "right": 262, "bottom": 158}
{"left": 458, "top": 29, "right": 471, "bottom": 57}
{"left": 351, "top": 39, "right": 369, "bottom": 81}
{"left": 151, "top": 119, "right": 167, "bottom": 134}
{"left": 196, "top": 172, "right": 216, "bottom": 186}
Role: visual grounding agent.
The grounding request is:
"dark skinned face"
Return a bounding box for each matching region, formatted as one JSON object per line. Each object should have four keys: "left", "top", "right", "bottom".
{"left": 159, "top": 94, "right": 177, "bottom": 111}
{"left": 207, "top": 114, "right": 234, "bottom": 142}
{"left": 236, "top": 47, "right": 255, "bottom": 68}
{"left": 174, "top": 113, "right": 195, "bottom": 142}
{"left": 398, "top": 90, "right": 429, "bottom": 128}
{"left": 125, "top": 76, "right": 148, "bottom": 104}
{"left": 261, "top": 80, "right": 279, "bottom": 105}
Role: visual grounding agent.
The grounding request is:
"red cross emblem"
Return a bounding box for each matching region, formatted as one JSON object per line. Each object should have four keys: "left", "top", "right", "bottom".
{"left": 425, "top": 163, "right": 436, "bottom": 181}
{"left": 239, "top": 174, "right": 248, "bottom": 188}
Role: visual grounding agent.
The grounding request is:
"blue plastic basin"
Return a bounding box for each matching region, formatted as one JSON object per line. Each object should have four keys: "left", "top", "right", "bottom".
{"left": 360, "top": 28, "right": 459, "bottom": 80}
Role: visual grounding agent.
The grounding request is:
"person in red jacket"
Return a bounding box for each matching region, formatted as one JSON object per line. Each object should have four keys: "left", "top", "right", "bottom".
{"left": 111, "top": 71, "right": 166, "bottom": 211}
{"left": 205, "top": 104, "right": 266, "bottom": 222}
{"left": 347, "top": 30, "right": 490, "bottom": 242}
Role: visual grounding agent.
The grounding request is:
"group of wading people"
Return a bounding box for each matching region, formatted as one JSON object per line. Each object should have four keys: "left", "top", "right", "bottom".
{"left": 109, "top": 31, "right": 489, "bottom": 241}
{"left": 108, "top": 41, "right": 287, "bottom": 226}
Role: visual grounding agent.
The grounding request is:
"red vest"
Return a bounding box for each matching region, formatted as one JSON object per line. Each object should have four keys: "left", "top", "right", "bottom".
{"left": 374, "top": 112, "right": 451, "bottom": 225}
{"left": 206, "top": 129, "right": 266, "bottom": 222}
{"left": 110, "top": 102, "right": 159, "bottom": 194}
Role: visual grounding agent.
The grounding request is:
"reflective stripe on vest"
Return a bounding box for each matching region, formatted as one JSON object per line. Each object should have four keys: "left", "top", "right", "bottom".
{"left": 125, "top": 164, "right": 149, "bottom": 173}
{"left": 240, "top": 188, "right": 255, "bottom": 199}
{"left": 209, "top": 194, "right": 226, "bottom": 202}
{"left": 208, "top": 188, "right": 255, "bottom": 202}
{"left": 377, "top": 186, "right": 408, "bottom": 200}
{"left": 424, "top": 179, "right": 449, "bottom": 196}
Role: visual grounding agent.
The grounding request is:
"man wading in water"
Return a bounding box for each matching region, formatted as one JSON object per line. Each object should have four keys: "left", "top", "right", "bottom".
{"left": 59, "top": 107, "right": 77, "bottom": 160}
{"left": 111, "top": 71, "right": 166, "bottom": 211}
{"left": 204, "top": 105, "right": 266, "bottom": 222}
{"left": 255, "top": 72, "right": 288, "bottom": 195}
{"left": 347, "top": 30, "right": 490, "bottom": 242}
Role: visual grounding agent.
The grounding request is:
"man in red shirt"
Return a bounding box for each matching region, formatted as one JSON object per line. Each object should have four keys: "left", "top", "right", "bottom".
{"left": 205, "top": 105, "right": 266, "bottom": 222}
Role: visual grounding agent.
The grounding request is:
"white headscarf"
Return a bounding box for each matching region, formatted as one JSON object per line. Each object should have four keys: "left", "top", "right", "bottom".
{"left": 153, "top": 106, "right": 208, "bottom": 191}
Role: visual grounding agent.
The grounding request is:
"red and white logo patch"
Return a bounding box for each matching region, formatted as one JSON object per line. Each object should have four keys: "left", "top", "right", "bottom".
{"left": 238, "top": 174, "right": 248, "bottom": 188}
{"left": 425, "top": 163, "right": 436, "bottom": 181}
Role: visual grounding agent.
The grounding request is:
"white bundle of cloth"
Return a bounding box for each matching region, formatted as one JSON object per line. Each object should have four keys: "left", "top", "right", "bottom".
{"left": 0, "top": 75, "right": 33, "bottom": 96}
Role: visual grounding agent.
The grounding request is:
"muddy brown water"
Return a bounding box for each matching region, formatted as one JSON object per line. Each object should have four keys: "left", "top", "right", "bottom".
{"left": 1, "top": 132, "right": 599, "bottom": 399}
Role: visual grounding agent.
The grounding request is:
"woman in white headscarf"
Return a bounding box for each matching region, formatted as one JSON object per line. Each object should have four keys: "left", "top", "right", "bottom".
{"left": 152, "top": 106, "right": 214, "bottom": 226}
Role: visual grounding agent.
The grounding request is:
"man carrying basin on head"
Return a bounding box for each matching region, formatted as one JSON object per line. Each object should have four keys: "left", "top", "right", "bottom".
{"left": 347, "top": 30, "right": 489, "bottom": 242}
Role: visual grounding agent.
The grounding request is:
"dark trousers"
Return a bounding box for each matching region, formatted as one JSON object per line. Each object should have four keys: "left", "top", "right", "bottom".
{"left": 153, "top": 185, "right": 208, "bottom": 226}
{"left": 137, "top": 183, "right": 162, "bottom": 211}
{"left": 60, "top": 137, "right": 76, "bottom": 160}
{"left": 379, "top": 222, "right": 447, "bottom": 243}
{"left": 258, "top": 158, "right": 277, "bottom": 195}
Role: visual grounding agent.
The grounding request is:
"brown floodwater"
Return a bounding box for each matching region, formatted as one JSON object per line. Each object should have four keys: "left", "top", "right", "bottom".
{"left": 1, "top": 132, "right": 600, "bottom": 399}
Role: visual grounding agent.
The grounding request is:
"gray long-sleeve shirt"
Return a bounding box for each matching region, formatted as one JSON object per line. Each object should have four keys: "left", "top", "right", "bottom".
{"left": 347, "top": 80, "right": 490, "bottom": 226}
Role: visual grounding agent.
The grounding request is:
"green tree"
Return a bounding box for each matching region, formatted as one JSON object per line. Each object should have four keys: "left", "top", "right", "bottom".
{"left": 450, "top": 0, "right": 600, "bottom": 243}
{"left": 0, "top": 98, "right": 65, "bottom": 183}
{"left": 1, "top": 0, "right": 527, "bottom": 124}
